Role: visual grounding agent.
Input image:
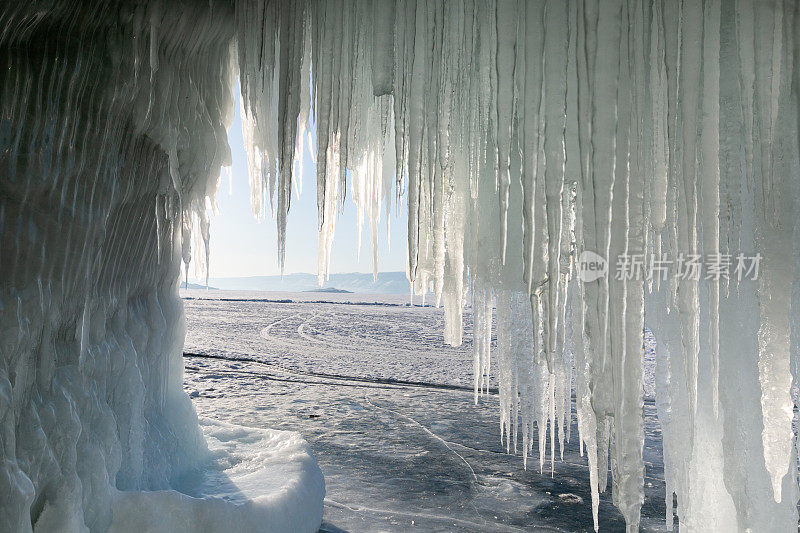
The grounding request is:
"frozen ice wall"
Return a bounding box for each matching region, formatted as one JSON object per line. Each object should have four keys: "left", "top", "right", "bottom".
{"left": 0, "top": 1, "right": 280, "bottom": 531}
{"left": 2, "top": 0, "right": 800, "bottom": 532}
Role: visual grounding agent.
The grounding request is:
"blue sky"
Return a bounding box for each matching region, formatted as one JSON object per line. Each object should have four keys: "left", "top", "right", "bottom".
{"left": 206, "top": 91, "right": 408, "bottom": 278}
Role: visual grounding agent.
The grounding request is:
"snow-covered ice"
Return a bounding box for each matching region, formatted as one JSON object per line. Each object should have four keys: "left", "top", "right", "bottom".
{"left": 182, "top": 292, "right": 667, "bottom": 531}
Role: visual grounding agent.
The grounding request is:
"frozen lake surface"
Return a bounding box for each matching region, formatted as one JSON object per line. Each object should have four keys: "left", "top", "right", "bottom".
{"left": 182, "top": 289, "right": 668, "bottom": 532}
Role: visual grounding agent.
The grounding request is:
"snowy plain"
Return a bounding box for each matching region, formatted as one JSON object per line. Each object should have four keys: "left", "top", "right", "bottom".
{"left": 182, "top": 289, "right": 666, "bottom": 532}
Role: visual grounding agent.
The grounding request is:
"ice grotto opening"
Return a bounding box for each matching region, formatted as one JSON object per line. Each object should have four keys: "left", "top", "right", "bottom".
{"left": 2, "top": 0, "right": 800, "bottom": 531}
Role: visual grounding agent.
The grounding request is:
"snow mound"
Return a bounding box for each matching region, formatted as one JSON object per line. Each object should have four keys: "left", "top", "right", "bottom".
{"left": 110, "top": 418, "right": 324, "bottom": 533}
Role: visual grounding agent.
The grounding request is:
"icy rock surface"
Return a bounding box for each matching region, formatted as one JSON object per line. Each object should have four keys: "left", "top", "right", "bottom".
{"left": 3, "top": 0, "right": 800, "bottom": 531}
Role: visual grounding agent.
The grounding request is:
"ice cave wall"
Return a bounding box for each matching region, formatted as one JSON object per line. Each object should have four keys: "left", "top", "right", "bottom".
{"left": 1, "top": 1, "right": 234, "bottom": 530}
{"left": 2, "top": 1, "right": 800, "bottom": 532}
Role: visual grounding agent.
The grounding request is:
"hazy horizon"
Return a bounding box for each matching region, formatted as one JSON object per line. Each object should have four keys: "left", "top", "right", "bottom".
{"left": 187, "top": 271, "right": 413, "bottom": 295}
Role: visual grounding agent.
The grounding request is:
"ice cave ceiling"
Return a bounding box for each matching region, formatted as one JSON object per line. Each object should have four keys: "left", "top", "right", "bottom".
{"left": 1, "top": 0, "right": 799, "bottom": 532}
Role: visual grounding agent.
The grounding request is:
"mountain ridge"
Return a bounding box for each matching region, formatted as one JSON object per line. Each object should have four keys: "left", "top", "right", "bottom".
{"left": 191, "top": 271, "right": 410, "bottom": 295}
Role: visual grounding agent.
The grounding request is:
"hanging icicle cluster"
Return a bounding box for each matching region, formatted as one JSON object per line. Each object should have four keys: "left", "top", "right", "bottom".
{"left": 230, "top": 0, "right": 800, "bottom": 530}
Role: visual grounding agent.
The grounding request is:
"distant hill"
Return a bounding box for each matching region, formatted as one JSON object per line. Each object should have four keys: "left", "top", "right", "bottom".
{"left": 303, "top": 287, "right": 352, "bottom": 293}
{"left": 192, "top": 271, "right": 411, "bottom": 295}
{"left": 181, "top": 281, "right": 218, "bottom": 290}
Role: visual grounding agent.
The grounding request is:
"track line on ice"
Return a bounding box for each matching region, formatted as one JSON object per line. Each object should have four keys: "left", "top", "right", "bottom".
{"left": 323, "top": 499, "right": 533, "bottom": 532}
{"left": 184, "top": 364, "right": 412, "bottom": 391}
{"left": 259, "top": 311, "right": 311, "bottom": 351}
{"left": 184, "top": 351, "right": 498, "bottom": 393}
{"left": 362, "top": 394, "right": 478, "bottom": 482}
{"left": 184, "top": 352, "right": 663, "bottom": 405}
{"left": 296, "top": 312, "right": 330, "bottom": 346}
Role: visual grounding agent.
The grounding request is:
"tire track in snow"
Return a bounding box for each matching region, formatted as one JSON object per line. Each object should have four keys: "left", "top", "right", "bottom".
{"left": 259, "top": 311, "right": 313, "bottom": 353}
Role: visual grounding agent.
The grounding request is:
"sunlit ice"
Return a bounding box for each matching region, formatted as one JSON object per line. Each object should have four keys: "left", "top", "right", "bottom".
{"left": 2, "top": 1, "right": 799, "bottom": 532}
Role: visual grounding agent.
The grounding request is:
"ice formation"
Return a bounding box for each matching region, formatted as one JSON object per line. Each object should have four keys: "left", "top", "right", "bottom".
{"left": 0, "top": 1, "right": 323, "bottom": 532}
{"left": 2, "top": 0, "right": 799, "bottom": 532}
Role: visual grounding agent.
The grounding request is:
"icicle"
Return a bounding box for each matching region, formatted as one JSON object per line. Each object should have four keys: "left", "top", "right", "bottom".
{"left": 752, "top": 0, "right": 794, "bottom": 501}
{"left": 371, "top": 0, "right": 395, "bottom": 96}
{"left": 542, "top": 0, "right": 569, "bottom": 361}
{"left": 495, "top": 0, "right": 516, "bottom": 263}
{"left": 678, "top": 0, "right": 702, "bottom": 422}
{"left": 701, "top": 0, "right": 722, "bottom": 417}
{"left": 473, "top": 282, "right": 493, "bottom": 404}
{"left": 649, "top": 0, "right": 669, "bottom": 288}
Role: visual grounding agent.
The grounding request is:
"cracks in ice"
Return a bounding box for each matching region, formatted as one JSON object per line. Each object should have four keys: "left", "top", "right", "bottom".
{"left": 323, "top": 499, "right": 527, "bottom": 533}
{"left": 362, "top": 394, "right": 478, "bottom": 482}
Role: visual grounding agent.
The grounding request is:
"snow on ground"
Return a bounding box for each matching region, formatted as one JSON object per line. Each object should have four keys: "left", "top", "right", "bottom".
{"left": 181, "top": 289, "right": 484, "bottom": 389}
{"left": 182, "top": 290, "right": 667, "bottom": 532}
{"left": 110, "top": 418, "right": 324, "bottom": 533}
